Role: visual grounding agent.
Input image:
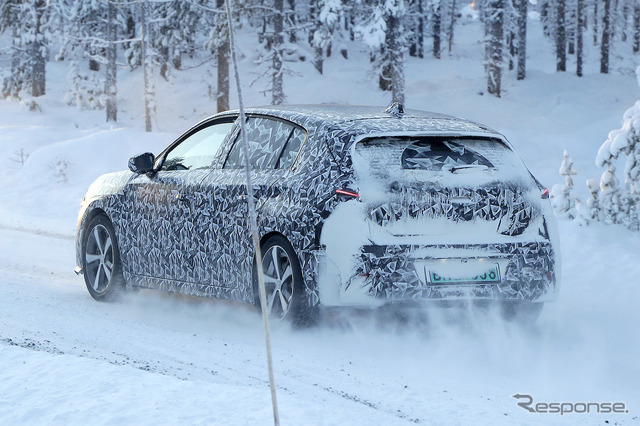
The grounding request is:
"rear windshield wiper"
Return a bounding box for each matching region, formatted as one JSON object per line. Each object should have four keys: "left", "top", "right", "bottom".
{"left": 445, "top": 164, "right": 491, "bottom": 173}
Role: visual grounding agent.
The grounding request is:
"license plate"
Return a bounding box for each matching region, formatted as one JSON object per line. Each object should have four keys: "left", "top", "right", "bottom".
{"left": 428, "top": 265, "right": 500, "bottom": 284}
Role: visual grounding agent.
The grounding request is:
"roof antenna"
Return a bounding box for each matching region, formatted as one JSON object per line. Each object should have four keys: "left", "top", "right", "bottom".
{"left": 384, "top": 102, "right": 404, "bottom": 117}
{"left": 224, "top": 1, "right": 279, "bottom": 425}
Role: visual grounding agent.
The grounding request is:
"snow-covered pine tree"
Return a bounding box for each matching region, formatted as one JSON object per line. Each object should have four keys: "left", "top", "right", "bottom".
{"left": 575, "top": 178, "right": 600, "bottom": 225}
{"left": 595, "top": 68, "right": 640, "bottom": 229}
{"left": 56, "top": 0, "right": 124, "bottom": 121}
{"left": 0, "top": 0, "right": 52, "bottom": 99}
{"left": 119, "top": 0, "right": 159, "bottom": 130}
{"left": 609, "top": 0, "right": 638, "bottom": 55}
{"left": 1, "top": 0, "right": 26, "bottom": 99}
{"left": 59, "top": 1, "right": 104, "bottom": 111}
{"left": 355, "top": 0, "right": 407, "bottom": 104}
{"left": 310, "top": 0, "right": 345, "bottom": 75}
{"left": 595, "top": 156, "right": 627, "bottom": 225}
{"left": 250, "top": 0, "right": 288, "bottom": 104}
{"left": 154, "top": 1, "right": 202, "bottom": 80}
{"left": 551, "top": 150, "right": 579, "bottom": 219}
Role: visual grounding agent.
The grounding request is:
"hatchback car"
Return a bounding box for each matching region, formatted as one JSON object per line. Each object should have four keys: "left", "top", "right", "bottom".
{"left": 75, "top": 104, "right": 560, "bottom": 325}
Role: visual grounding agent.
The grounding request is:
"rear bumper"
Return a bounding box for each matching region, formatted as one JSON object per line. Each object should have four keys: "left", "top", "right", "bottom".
{"left": 319, "top": 241, "right": 559, "bottom": 306}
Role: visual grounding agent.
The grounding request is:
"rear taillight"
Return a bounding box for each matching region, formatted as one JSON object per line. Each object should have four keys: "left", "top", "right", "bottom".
{"left": 541, "top": 188, "right": 549, "bottom": 199}
{"left": 336, "top": 189, "right": 359, "bottom": 198}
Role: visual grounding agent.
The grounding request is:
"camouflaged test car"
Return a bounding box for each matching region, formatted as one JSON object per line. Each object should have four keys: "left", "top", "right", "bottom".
{"left": 75, "top": 104, "right": 560, "bottom": 325}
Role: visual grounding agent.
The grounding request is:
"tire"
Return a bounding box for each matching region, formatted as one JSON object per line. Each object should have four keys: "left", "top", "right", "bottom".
{"left": 500, "top": 301, "right": 544, "bottom": 324}
{"left": 82, "top": 215, "right": 124, "bottom": 301}
{"left": 254, "top": 235, "right": 317, "bottom": 327}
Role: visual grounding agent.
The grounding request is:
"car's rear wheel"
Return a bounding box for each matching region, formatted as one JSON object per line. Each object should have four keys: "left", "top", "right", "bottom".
{"left": 254, "top": 235, "right": 316, "bottom": 327}
{"left": 82, "top": 215, "right": 124, "bottom": 301}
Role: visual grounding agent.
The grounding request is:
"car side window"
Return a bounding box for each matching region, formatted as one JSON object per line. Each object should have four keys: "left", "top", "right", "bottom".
{"left": 276, "top": 127, "right": 305, "bottom": 169}
{"left": 161, "top": 120, "right": 234, "bottom": 171}
{"left": 224, "top": 117, "right": 296, "bottom": 169}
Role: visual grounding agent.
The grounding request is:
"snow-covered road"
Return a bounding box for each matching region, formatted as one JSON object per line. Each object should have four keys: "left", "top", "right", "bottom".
{"left": 0, "top": 224, "right": 637, "bottom": 425}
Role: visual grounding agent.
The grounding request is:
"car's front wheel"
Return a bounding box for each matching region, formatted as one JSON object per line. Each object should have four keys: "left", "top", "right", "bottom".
{"left": 82, "top": 215, "right": 124, "bottom": 301}
{"left": 254, "top": 235, "right": 316, "bottom": 327}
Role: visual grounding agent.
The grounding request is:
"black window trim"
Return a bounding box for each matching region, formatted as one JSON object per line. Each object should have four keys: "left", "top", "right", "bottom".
{"left": 154, "top": 114, "right": 238, "bottom": 171}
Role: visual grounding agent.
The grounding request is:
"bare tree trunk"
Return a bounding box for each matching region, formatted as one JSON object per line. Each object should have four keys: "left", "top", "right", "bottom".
{"left": 433, "top": 0, "right": 441, "bottom": 59}
{"left": 576, "top": 0, "right": 584, "bottom": 77}
{"left": 125, "top": 12, "right": 136, "bottom": 51}
{"left": 172, "top": 52, "right": 182, "bottom": 70}
{"left": 567, "top": 5, "right": 576, "bottom": 54}
{"left": 379, "top": 48, "right": 391, "bottom": 91}
{"left": 272, "top": 0, "right": 284, "bottom": 105}
{"left": 485, "top": 0, "right": 504, "bottom": 97}
{"left": 159, "top": 44, "right": 169, "bottom": 80}
{"left": 516, "top": 0, "right": 527, "bottom": 80}
{"left": 633, "top": 4, "right": 640, "bottom": 53}
{"left": 410, "top": 0, "right": 425, "bottom": 58}
{"left": 349, "top": 13, "right": 355, "bottom": 41}
{"left": 417, "top": 0, "right": 424, "bottom": 58}
{"left": 379, "top": 13, "right": 404, "bottom": 104}
{"left": 621, "top": 0, "right": 629, "bottom": 42}
{"left": 30, "top": 0, "right": 46, "bottom": 97}
{"left": 309, "top": 0, "right": 323, "bottom": 74}
{"left": 313, "top": 46, "right": 323, "bottom": 74}
{"left": 508, "top": 31, "right": 515, "bottom": 71}
{"left": 601, "top": 0, "right": 611, "bottom": 74}
{"left": 287, "top": 0, "right": 296, "bottom": 43}
{"left": 216, "top": 0, "right": 229, "bottom": 112}
{"left": 140, "top": 1, "right": 154, "bottom": 132}
{"left": 593, "top": 0, "right": 599, "bottom": 45}
{"left": 447, "top": 0, "right": 457, "bottom": 54}
{"left": 89, "top": 58, "right": 100, "bottom": 72}
{"left": 105, "top": 0, "right": 118, "bottom": 122}
{"left": 556, "top": 0, "right": 566, "bottom": 72}
{"left": 389, "top": 14, "right": 404, "bottom": 104}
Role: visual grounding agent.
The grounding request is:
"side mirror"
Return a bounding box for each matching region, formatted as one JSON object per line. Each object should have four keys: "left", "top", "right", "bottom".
{"left": 128, "top": 152, "right": 155, "bottom": 174}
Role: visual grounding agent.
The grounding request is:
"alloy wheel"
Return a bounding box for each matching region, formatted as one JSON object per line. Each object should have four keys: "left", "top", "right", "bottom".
{"left": 261, "top": 245, "right": 294, "bottom": 320}
{"left": 85, "top": 224, "right": 115, "bottom": 294}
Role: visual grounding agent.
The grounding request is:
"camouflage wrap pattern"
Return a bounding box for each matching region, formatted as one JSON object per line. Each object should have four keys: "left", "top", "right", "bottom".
{"left": 352, "top": 242, "right": 557, "bottom": 303}
{"left": 368, "top": 185, "right": 534, "bottom": 236}
{"left": 76, "top": 105, "right": 557, "bottom": 308}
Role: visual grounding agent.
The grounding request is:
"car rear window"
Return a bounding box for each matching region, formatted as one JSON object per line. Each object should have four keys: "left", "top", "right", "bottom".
{"left": 352, "top": 136, "right": 531, "bottom": 189}
{"left": 401, "top": 140, "right": 493, "bottom": 171}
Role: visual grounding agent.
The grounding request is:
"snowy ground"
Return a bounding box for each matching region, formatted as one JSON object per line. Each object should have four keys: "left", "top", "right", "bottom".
{"left": 1, "top": 15, "right": 640, "bottom": 425}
